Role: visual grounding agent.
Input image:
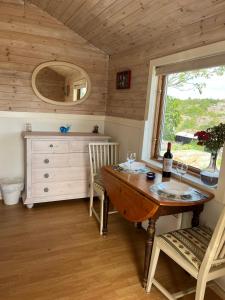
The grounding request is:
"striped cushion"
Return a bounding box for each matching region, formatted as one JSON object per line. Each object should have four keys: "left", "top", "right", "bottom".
{"left": 160, "top": 226, "right": 212, "bottom": 269}
{"left": 94, "top": 174, "right": 104, "bottom": 193}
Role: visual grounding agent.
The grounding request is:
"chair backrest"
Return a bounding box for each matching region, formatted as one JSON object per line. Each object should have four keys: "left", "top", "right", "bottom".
{"left": 89, "top": 142, "right": 119, "bottom": 179}
{"left": 201, "top": 204, "right": 225, "bottom": 273}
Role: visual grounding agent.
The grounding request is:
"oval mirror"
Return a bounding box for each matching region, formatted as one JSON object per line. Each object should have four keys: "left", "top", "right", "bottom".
{"left": 32, "top": 61, "right": 91, "bottom": 106}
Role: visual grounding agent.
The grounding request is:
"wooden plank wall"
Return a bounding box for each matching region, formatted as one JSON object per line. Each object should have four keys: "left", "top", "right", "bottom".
{"left": 0, "top": 0, "right": 108, "bottom": 115}
{"left": 107, "top": 14, "right": 225, "bottom": 120}
{"left": 36, "top": 67, "right": 65, "bottom": 102}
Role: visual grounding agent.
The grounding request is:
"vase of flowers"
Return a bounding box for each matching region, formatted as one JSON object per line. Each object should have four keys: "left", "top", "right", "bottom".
{"left": 194, "top": 123, "right": 225, "bottom": 187}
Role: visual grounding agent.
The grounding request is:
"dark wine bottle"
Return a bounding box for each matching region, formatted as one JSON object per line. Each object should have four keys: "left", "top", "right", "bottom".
{"left": 162, "top": 142, "right": 173, "bottom": 177}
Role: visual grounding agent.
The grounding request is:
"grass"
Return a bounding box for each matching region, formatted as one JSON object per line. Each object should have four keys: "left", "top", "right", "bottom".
{"left": 172, "top": 140, "right": 202, "bottom": 151}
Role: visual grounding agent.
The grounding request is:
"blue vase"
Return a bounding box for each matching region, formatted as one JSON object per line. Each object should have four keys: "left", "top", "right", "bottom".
{"left": 60, "top": 126, "right": 70, "bottom": 133}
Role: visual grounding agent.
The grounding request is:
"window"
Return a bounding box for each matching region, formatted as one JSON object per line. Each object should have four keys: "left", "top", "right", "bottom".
{"left": 73, "top": 78, "right": 87, "bottom": 101}
{"left": 153, "top": 65, "right": 225, "bottom": 172}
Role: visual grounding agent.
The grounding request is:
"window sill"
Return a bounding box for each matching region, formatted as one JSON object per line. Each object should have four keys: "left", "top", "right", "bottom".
{"left": 143, "top": 158, "right": 216, "bottom": 195}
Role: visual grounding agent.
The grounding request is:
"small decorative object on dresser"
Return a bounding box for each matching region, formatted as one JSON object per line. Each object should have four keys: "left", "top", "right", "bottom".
{"left": 116, "top": 70, "right": 131, "bottom": 89}
{"left": 25, "top": 122, "right": 32, "bottom": 132}
{"left": 195, "top": 123, "right": 225, "bottom": 187}
{"left": 92, "top": 125, "right": 99, "bottom": 134}
{"left": 59, "top": 125, "right": 71, "bottom": 133}
{"left": 22, "top": 131, "right": 110, "bottom": 208}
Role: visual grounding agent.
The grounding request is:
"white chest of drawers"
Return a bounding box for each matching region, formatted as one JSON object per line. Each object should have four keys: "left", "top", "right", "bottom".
{"left": 22, "top": 131, "right": 110, "bottom": 208}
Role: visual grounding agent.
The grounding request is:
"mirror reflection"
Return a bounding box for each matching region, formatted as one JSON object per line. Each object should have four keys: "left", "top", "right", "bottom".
{"left": 32, "top": 62, "right": 90, "bottom": 105}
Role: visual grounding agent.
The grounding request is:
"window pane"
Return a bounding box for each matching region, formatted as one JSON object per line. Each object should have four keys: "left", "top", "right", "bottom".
{"left": 159, "top": 66, "right": 225, "bottom": 170}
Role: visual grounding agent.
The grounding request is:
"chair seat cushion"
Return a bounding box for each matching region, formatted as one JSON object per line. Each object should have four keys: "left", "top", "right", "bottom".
{"left": 159, "top": 226, "right": 212, "bottom": 270}
{"left": 94, "top": 175, "right": 105, "bottom": 193}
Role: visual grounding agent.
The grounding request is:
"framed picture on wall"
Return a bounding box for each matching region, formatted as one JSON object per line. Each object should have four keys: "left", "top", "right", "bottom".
{"left": 116, "top": 70, "right": 131, "bottom": 89}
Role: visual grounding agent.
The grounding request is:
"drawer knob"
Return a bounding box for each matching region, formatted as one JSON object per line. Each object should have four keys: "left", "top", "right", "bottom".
{"left": 44, "top": 159, "right": 49, "bottom": 164}
{"left": 44, "top": 173, "right": 49, "bottom": 178}
{"left": 44, "top": 187, "right": 49, "bottom": 192}
{"left": 49, "top": 144, "right": 53, "bottom": 148}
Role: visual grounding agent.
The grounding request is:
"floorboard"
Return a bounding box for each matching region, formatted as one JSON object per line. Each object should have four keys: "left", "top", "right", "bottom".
{"left": 0, "top": 199, "right": 223, "bottom": 300}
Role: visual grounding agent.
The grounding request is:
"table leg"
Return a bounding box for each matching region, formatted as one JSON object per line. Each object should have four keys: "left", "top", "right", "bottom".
{"left": 192, "top": 205, "right": 204, "bottom": 227}
{"left": 137, "top": 222, "right": 142, "bottom": 229}
{"left": 143, "top": 218, "right": 156, "bottom": 288}
{"left": 102, "top": 191, "right": 109, "bottom": 236}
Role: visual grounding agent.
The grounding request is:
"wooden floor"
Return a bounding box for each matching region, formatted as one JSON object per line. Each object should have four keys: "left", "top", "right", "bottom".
{"left": 0, "top": 199, "right": 223, "bottom": 300}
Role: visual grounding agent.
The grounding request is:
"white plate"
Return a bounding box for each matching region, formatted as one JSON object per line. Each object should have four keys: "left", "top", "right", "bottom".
{"left": 119, "top": 162, "right": 145, "bottom": 171}
{"left": 157, "top": 182, "right": 192, "bottom": 196}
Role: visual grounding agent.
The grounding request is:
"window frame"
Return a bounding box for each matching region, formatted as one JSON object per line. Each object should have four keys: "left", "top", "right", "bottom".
{"left": 150, "top": 73, "right": 207, "bottom": 176}
{"left": 141, "top": 42, "right": 225, "bottom": 203}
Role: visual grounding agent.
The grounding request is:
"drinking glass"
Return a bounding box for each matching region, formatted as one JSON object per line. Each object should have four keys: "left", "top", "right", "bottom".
{"left": 126, "top": 151, "right": 136, "bottom": 170}
{"left": 176, "top": 162, "right": 188, "bottom": 181}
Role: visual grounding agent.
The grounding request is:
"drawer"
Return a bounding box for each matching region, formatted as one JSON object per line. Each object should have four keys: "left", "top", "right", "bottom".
{"left": 32, "top": 167, "right": 90, "bottom": 183}
{"left": 31, "top": 181, "right": 88, "bottom": 197}
{"left": 32, "top": 153, "right": 90, "bottom": 169}
{"left": 69, "top": 139, "right": 110, "bottom": 153}
{"left": 69, "top": 141, "right": 89, "bottom": 153}
{"left": 32, "top": 140, "right": 69, "bottom": 153}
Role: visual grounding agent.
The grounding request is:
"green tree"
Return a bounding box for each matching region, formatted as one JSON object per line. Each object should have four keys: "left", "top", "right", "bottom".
{"left": 163, "top": 96, "right": 181, "bottom": 140}
{"left": 163, "top": 66, "right": 225, "bottom": 140}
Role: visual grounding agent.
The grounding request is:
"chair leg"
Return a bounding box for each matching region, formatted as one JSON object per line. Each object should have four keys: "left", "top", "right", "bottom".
{"left": 89, "top": 187, "right": 94, "bottom": 217}
{"left": 195, "top": 276, "right": 207, "bottom": 300}
{"left": 99, "top": 194, "right": 104, "bottom": 235}
{"left": 146, "top": 240, "right": 160, "bottom": 293}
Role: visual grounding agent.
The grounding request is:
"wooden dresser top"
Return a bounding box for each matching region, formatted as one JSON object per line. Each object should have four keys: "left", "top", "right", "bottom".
{"left": 22, "top": 131, "right": 111, "bottom": 140}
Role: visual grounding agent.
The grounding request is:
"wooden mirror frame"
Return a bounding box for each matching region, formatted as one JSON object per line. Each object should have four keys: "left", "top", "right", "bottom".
{"left": 32, "top": 61, "right": 91, "bottom": 106}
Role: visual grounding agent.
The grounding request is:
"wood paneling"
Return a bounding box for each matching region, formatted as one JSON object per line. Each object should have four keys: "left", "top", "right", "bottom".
{"left": 2, "top": 1, "right": 225, "bottom": 118}
{"left": 29, "top": 0, "right": 225, "bottom": 55}
{"left": 35, "top": 67, "right": 65, "bottom": 102}
{"left": 0, "top": 0, "right": 108, "bottom": 115}
{"left": 107, "top": 50, "right": 149, "bottom": 120}
{"left": 27, "top": 0, "right": 225, "bottom": 119}
{"left": 106, "top": 17, "right": 225, "bottom": 120}
{"left": 0, "top": 200, "right": 223, "bottom": 299}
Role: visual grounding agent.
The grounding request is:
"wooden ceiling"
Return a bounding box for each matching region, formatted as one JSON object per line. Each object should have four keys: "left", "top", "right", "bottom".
{"left": 28, "top": 0, "right": 225, "bottom": 55}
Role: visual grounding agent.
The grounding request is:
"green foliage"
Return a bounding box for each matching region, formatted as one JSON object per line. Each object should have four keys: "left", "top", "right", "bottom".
{"left": 163, "top": 97, "right": 225, "bottom": 144}
{"left": 163, "top": 67, "right": 225, "bottom": 152}
{"left": 172, "top": 140, "right": 202, "bottom": 151}
{"left": 163, "top": 96, "right": 181, "bottom": 140}
{"left": 205, "top": 123, "right": 225, "bottom": 152}
{"left": 162, "top": 67, "right": 225, "bottom": 169}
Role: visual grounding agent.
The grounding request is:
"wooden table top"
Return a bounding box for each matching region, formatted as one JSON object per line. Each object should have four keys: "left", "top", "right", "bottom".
{"left": 101, "top": 165, "right": 214, "bottom": 287}
{"left": 102, "top": 165, "right": 214, "bottom": 207}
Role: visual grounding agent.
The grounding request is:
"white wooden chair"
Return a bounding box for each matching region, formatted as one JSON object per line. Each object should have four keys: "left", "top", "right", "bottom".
{"left": 89, "top": 142, "right": 119, "bottom": 235}
{"left": 146, "top": 204, "right": 225, "bottom": 300}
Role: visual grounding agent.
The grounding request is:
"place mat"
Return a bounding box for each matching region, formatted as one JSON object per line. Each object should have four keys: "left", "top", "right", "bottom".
{"left": 150, "top": 182, "right": 209, "bottom": 201}
{"left": 112, "top": 164, "right": 150, "bottom": 174}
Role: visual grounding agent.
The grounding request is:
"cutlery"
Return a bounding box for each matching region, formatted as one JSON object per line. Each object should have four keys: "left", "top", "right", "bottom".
{"left": 194, "top": 189, "right": 208, "bottom": 198}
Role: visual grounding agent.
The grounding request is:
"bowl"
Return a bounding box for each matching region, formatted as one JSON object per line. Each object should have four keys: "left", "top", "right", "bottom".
{"left": 146, "top": 172, "right": 155, "bottom": 180}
